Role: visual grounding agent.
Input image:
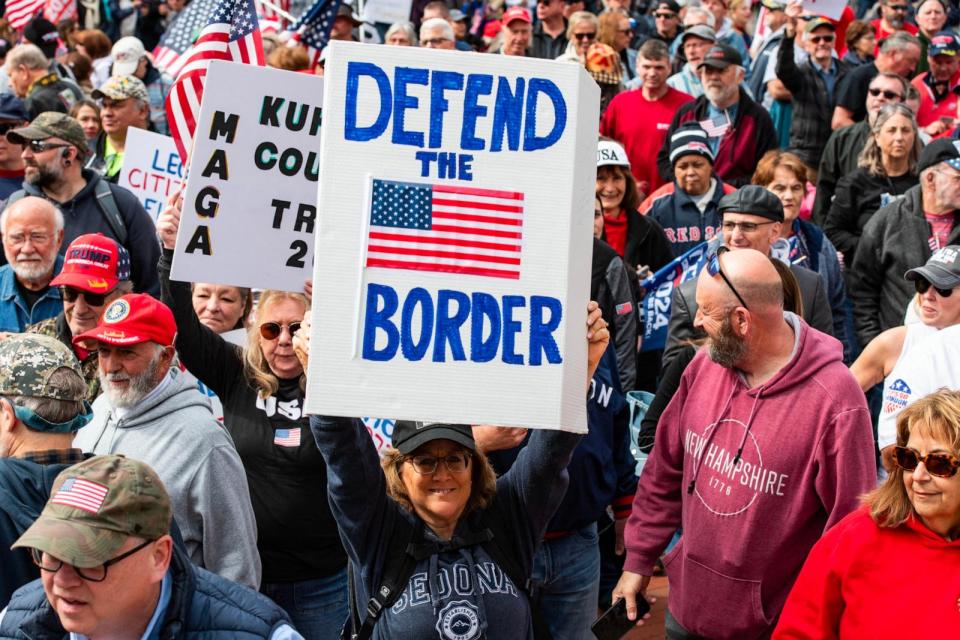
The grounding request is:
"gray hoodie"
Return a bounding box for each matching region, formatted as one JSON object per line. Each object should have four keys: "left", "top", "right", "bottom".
{"left": 73, "top": 367, "right": 261, "bottom": 589}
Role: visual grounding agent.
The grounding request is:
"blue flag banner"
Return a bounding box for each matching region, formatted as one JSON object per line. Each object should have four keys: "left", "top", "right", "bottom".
{"left": 639, "top": 242, "right": 710, "bottom": 352}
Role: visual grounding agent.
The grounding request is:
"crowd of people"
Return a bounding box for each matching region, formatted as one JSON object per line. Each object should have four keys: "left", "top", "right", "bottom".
{"left": 0, "top": 0, "right": 957, "bottom": 637}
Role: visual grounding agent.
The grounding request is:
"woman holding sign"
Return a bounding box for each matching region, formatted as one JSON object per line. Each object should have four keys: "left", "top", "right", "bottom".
{"left": 156, "top": 198, "right": 347, "bottom": 639}
{"left": 297, "top": 304, "right": 624, "bottom": 640}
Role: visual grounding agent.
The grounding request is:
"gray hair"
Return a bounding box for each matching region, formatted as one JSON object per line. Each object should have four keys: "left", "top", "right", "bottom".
{"left": 386, "top": 21, "right": 418, "bottom": 45}
{"left": 5, "top": 44, "right": 48, "bottom": 72}
{"left": 567, "top": 11, "right": 600, "bottom": 39}
{"left": 858, "top": 102, "right": 921, "bottom": 176}
{"left": 684, "top": 6, "right": 717, "bottom": 28}
{"left": 420, "top": 17, "right": 454, "bottom": 42}
{"left": 0, "top": 197, "right": 64, "bottom": 234}
{"left": 1, "top": 368, "right": 87, "bottom": 423}
{"left": 880, "top": 31, "right": 921, "bottom": 54}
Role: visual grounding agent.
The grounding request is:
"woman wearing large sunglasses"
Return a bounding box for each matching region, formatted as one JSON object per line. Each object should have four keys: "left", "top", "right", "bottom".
{"left": 155, "top": 196, "right": 348, "bottom": 639}
{"left": 775, "top": 388, "right": 960, "bottom": 638}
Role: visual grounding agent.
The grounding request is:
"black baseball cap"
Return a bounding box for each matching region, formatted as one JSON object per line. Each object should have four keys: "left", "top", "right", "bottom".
{"left": 23, "top": 17, "right": 59, "bottom": 59}
{"left": 718, "top": 185, "right": 784, "bottom": 222}
{"left": 698, "top": 43, "right": 742, "bottom": 70}
{"left": 918, "top": 138, "right": 960, "bottom": 173}
{"left": 905, "top": 246, "right": 960, "bottom": 289}
{"left": 391, "top": 421, "right": 476, "bottom": 454}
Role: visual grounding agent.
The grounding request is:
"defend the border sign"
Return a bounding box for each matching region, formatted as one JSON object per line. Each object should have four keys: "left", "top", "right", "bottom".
{"left": 305, "top": 42, "right": 599, "bottom": 433}
{"left": 170, "top": 61, "right": 323, "bottom": 292}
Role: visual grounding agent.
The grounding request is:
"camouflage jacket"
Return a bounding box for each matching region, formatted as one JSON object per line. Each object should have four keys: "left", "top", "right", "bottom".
{"left": 26, "top": 314, "right": 101, "bottom": 401}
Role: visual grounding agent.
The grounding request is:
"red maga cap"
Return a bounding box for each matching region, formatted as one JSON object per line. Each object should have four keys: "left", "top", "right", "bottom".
{"left": 502, "top": 6, "right": 531, "bottom": 24}
{"left": 51, "top": 234, "right": 131, "bottom": 293}
{"left": 73, "top": 294, "right": 176, "bottom": 348}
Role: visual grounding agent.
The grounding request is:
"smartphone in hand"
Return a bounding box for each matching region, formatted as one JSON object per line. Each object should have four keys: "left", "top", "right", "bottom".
{"left": 591, "top": 597, "right": 651, "bottom": 640}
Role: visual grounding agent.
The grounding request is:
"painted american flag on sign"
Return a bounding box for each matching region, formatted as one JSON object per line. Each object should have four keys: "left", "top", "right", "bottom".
{"left": 274, "top": 427, "right": 301, "bottom": 447}
{"left": 366, "top": 179, "right": 524, "bottom": 280}
{"left": 51, "top": 478, "right": 109, "bottom": 514}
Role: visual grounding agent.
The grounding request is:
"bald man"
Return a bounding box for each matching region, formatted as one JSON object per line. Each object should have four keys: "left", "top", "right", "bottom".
{"left": 612, "top": 248, "right": 875, "bottom": 640}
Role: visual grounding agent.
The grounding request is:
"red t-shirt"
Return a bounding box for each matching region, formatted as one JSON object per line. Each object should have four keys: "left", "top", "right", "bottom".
{"left": 603, "top": 209, "right": 628, "bottom": 256}
{"left": 912, "top": 71, "right": 960, "bottom": 130}
{"left": 871, "top": 18, "right": 918, "bottom": 54}
{"left": 600, "top": 86, "right": 694, "bottom": 197}
{"left": 925, "top": 210, "right": 954, "bottom": 251}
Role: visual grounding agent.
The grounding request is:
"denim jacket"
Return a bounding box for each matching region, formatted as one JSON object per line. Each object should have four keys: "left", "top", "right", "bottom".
{"left": 0, "top": 255, "right": 63, "bottom": 332}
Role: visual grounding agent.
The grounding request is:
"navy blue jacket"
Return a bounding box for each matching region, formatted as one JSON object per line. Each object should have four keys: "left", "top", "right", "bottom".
{"left": 0, "top": 543, "right": 293, "bottom": 638}
{"left": 489, "top": 348, "right": 638, "bottom": 532}
{"left": 639, "top": 180, "right": 736, "bottom": 256}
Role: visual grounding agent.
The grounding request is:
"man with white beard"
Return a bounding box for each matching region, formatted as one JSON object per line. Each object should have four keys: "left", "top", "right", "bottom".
{"left": 0, "top": 196, "right": 63, "bottom": 332}
{"left": 72, "top": 293, "right": 262, "bottom": 589}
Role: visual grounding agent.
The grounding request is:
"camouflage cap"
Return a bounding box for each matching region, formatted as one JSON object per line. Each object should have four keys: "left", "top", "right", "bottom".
{"left": 7, "top": 111, "right": 87, "bottom": 153}
{"left": 91, "top": 75, "right": 149, "bottom": 102}
{"left": 0, "top": 334, "right": 86, "bottom": 402}
{"left": 12, "top": 455, "right": 172, "bottom": 568}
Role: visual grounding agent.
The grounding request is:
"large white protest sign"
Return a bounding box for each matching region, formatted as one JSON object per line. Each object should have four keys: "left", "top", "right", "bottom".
{"left": 803, "top": 0, "right": 845, "bottom": 20}
{"left": 170, "top": 61, "right": 322, "bottom": 292}
{"left": 118, "top": 128, "right": 183, "bottom": 223}
{"left": 362, "top": 0, "right": 413, "bottom": 27}
{"left": 305, "top": 42, "right": 598, "bottom": 433}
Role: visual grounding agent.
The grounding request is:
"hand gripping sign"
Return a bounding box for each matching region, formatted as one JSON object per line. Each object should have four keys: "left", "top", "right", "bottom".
{"left": 304, "top": 42, "right": 599, "bottom": 433}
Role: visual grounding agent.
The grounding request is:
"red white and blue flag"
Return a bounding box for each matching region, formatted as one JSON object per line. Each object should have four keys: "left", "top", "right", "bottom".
{"left": 699, "top": 112, "right": 731, "bottom": 138}
{"left": 274, "top": 427, "right": 301, "bottom": 447}
{"left": 51, "top": 478, "right": 109, "bottom": 514}
{"left": 286, "top": 0, "right": 340, "bottom": 66}
{"left": 366, "top": 179, "right": 525, "bottom": 280}
{"left": 5, "top": 0, "right": 43, "bottom": 29}
{"left": 163, "top": 0, "right": 264, "bottom": 162}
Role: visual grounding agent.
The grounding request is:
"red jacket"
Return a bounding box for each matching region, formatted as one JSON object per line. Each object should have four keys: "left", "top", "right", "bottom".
{"left": 775, "top": 507, "right": 960, "bottom": 639}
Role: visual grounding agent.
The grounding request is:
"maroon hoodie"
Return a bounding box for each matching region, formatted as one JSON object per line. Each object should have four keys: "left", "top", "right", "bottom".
{"left": 624, "top": 315, "right": 876, "bottom": 639}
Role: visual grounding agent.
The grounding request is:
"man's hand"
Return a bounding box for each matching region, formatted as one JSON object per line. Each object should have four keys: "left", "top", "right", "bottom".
{"left": 784, "top": 0, "right": 803, "bottom": 36}
{"left": 587, "top": 300, "right": 610, "bottom": 385}
{"left": 612, "top": 570, "right": 654, "bottom": 623}
{"left": 471, "top": 425, "right": 527, "bottom": 453}
{"left": 293, "top": 312, "right": 311, "bottom": 370}
{"left": 156, "top": 190, "right": 183, "bottom": 250}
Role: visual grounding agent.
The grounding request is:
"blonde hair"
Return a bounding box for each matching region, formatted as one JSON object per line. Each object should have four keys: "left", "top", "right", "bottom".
{"left": 381, "top": 445, "right": 498, "bottom": 518}
{"left": 243, "top": 290, "right": 308, "bottom": 398}
{"left": 864, "top": 388, "right": 960, "bottom": 528}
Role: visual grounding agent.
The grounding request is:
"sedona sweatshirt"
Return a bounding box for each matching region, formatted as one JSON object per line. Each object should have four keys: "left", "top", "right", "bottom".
{"left": 624, "top": 314, "right": 876, "bottom": 639}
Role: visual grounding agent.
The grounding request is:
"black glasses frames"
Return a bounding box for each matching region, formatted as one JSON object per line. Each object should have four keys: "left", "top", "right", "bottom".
{"left": 706, "top": 246, "right": 750, "bottom": 310}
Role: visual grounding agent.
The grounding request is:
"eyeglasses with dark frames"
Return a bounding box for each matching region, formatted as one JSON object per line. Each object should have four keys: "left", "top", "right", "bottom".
{"left": 26, "top": 140, "right": 71, "bottom": 154}
{"left": 868, "top": 87, "right": 903, "bottom": 101}
{"left": 259, "top": 321, "right": 302, "bottom": 340}
{"left": 59, "top": 286, "right": 116, "bottom": 307}
{"left": 706, "top": 246, "right": 750, "bottom": 310}
{"left": 893, "top": 446, "right": 960, "bottom": 478}
{"left": 406, "top": 452, "right": 472, "bottom": 475}
{"left": 914, "top": 278, "right": 955, "bottom": 298}
{"left": 31, "top": 538, "right": 155, "bottom": 582}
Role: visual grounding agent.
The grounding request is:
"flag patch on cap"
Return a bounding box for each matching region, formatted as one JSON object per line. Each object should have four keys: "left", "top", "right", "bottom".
{"left": 616, "top": 302, "right": 634, "bottom": 316}
{"left": 51, "top": 478, "right": 109, "bottom": 514}
{"left": 274, "top": 428, "right": 301, "bottom": 447}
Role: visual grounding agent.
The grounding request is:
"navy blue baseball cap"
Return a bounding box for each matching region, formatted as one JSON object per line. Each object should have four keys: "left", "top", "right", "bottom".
{"left": 0, "top": 94, "right": 28, "bottom": 123}
{"left": 929, "top": 32, "right": 960, "bottom": 57}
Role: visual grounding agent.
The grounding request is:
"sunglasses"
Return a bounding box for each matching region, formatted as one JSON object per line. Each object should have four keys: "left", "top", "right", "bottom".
{"left": 894, "top": 446, "right": 960, "bottom": 477}
{"left": 809, "top": 34, "right": 835, "bottom": 44}
{"left": 59, "top": 286, "right": 115, "bottom": 307}
{"left": 26, "top": 140, "right": 71, "bottom": 153}
{"left": 259, "top": 321, "right": 301, "bottom": 340}
{"left": 868, "top": 87, "right": 903, "bottom": 100}
{"left": 915, "top": 278, "right": 954, "bottom": 297}
{"left": 706, "top": 246, "right": 750, "bottom": 310}
{"left": 887, "top": 4, "right": 909, "bottom": 10}
{"left": 574, "top": 31, "right": 597, "bottom": 40}
{"left": 654, "top": 11, "right": 677, "bottom": 17}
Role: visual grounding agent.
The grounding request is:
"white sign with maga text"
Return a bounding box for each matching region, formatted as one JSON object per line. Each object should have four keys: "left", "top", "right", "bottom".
{"left": 170, "top": 62, "right": 322, "bottom": 292}
{"left": 305, "top": 42, "right": 598, "bottom": 433}
{"left": 118, "top": 128, "right": 184, "bottom": 223}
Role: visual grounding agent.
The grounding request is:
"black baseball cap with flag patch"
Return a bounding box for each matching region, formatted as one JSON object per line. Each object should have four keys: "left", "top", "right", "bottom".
{"left": 392, "top": 421, "right": 476, "bottom": 454}
{"left": 697, "top": 43, "right": 742, "bottom": 70}
{"left": 918, "top": 138, "right": 960, "bottom": 173}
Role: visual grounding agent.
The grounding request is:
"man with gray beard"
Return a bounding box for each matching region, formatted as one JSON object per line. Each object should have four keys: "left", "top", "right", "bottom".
{"left": 0, "top": 196, "right": 63, "bottom": 332}
{"left": 71, "top": 293, "right": 262, "bottom": 589}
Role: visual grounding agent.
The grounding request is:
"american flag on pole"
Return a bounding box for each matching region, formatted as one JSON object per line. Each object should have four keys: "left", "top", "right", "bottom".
{"left": 5, "top": 0, "right": 43, "bottom": 29}
{"left": 44, "top": 0, "right": 76, "bottom": 25}
{"left": 51, "top": 478, "right": 109, "bottom": 514}
{"left": 256, "top": 0, "right": 290, "bottom": 31}
{"left": 287, "top": 0, "right": 341, "bottom": 67}
{"left": 274, "top": 427, "right": 302, "bottom": 447}
{"left": 366, "top": 179, "right": 524, "bottom": 280}
{"left": 162, "top": 0, "right": 264, "bottom": 161}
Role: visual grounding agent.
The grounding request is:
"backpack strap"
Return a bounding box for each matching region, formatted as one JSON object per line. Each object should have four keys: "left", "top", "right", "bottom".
{"left": 93, "top": 180, "right": 127, "bottom": 246}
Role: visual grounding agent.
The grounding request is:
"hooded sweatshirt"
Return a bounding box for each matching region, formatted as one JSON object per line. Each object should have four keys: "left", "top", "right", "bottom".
{"left": 623, "top": 314, "right": 876, "bottom": 639}
{"left": 773, "top": 507, "right": 960, "bottom": 638}
{"left": 73, "top": 367, "right": 261, "bottom": 589}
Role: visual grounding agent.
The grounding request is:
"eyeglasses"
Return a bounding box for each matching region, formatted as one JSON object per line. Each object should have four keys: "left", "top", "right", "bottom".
{"left": 706, "top": 246, "right": 750, "bottom": 310}
{"left": 574, "top": 32, "right": 597, "bottom": 40}
{"left": 721, "top": 220, "right": 778, "bottom": 233}
{"left": 26, "top": 140, "right": 71, "bottom": 154}
{"left": 406, "top": 452, "right": 471, "bottom": 475}
{"left": 5, "top": 231, "right": 52, "bottom": 246}
{"left": 887, "top": 4, "right": 909, "bottom": 11}
{"left": 259, "top": 321, "right": 302, "bottom": 340}
{"left": 914, "top": 278, "right": 954, "bottom": 297}
{"left": 809, "top": 34, "right": 835, "bottom": 44}
{"left": 894, "top": 446, "right": 960, "bottom": 477}
{"left": 31, "top": 538, "right": 154, "bottom": 582}
{"left": 654, "top": 11, "right": 677, "bottom": 17}
{"left": 421, "top": 37, "right": 452, "bottom": 46}
{"left": 868, "top": 87, "right": 904, "bottom": 100}
{"left": 60, "top": 286, "right": 116, "bottom": 307}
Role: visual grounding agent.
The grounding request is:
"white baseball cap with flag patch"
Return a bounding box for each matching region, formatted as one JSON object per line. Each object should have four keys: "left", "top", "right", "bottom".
{"left": 597, "top": 140, "right": 630, "bottom": 168}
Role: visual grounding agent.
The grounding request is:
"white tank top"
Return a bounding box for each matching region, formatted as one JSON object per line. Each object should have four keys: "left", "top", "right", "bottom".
{"left": 882, "top": 322, "right": 939, "bottom": 401}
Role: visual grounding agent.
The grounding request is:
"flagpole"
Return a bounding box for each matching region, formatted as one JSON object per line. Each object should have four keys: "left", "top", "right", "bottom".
{"left": 255, "top": 0, "right": 297, "bottom": 23}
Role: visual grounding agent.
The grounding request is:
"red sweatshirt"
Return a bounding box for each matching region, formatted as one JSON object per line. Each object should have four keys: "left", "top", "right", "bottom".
{"left": 774, "top": 507, "right": 960, "bottom": 638}
{"left": 624, "top": 317, "right": 876, "bottom": 639}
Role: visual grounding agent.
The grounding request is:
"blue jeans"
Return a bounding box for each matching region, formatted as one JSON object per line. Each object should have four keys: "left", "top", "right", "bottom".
{"left": 530, "top": 523, "right": 601, "bottom": 640}
{"left": 261, "top": 568, "right": 349, "bottom": 640}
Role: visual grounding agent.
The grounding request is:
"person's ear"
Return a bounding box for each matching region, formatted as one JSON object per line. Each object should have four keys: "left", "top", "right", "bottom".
{"left": 149, "top": 535, "right": 174, "bottom": 579}
{"left": 0, "top": 399, "right": 17, "bottom": 436}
